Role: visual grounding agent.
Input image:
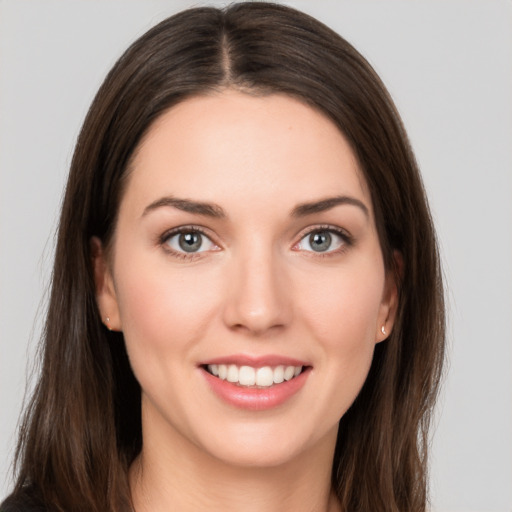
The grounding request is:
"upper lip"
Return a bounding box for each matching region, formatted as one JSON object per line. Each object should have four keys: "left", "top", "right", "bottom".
{"left": 200, "top": 354, "right": 310, "bottom": 368}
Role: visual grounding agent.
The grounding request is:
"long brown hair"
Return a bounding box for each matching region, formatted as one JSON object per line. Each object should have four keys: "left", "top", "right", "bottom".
{"left": 5, "top": 3, "right": 445, "bottom": 511}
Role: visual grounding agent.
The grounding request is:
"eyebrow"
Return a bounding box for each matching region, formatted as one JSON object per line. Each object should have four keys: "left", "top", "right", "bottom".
{"left": 142, "top": 197, "right": 226, "bottom": 218}
{"left": 291, "top": 195, "right": 369, "bottom": 218}
{"left": 142, "top": 194, "right": 369, "bottom": 220}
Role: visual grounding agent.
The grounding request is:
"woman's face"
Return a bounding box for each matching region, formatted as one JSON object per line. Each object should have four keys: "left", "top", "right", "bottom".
{"left": 94, "top": 90, "right": 397, "bottom": 468}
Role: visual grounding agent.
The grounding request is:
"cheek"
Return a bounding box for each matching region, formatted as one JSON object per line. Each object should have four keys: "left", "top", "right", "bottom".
{"left": 297, "top": 258, "right": 385, "bottom": 349}
{"left": 295, "top": 259, "right": 384, "bottom": 418}
{"left": 114, "top": 256, "right": 222, "bottom": 366}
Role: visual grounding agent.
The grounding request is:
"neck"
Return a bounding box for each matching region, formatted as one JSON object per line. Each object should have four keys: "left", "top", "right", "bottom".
{"left": 129, "top": 409, "right": 340, "bottom": 512}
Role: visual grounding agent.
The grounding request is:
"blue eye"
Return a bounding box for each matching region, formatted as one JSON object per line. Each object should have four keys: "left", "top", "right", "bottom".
{"left": 296, "top": 229, "right": 347, "bottom": 253}
{"left": 164, "top": 230, "right": 216, "bottom": 254}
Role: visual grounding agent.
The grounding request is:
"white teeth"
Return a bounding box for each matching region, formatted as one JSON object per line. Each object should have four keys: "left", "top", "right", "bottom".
{"left": 218, "top": 364, "right": 227, "bottom": 380}
{"left": 256, "top": 366, "right": 274, "bottom": 387}
{"left": 226, "top": 364, "right": 238, "bottom": 383}
{"left": 284, "top": 366, "right": 295, "bottom": 381}
{"left": 207, "top": 363, "right": 303, "bottom": 387}
{"left": 273, "top": 365, "right": 284, "bottom": 384}
{"left": 238, "top": 366, "right": 256, "bottom": 386}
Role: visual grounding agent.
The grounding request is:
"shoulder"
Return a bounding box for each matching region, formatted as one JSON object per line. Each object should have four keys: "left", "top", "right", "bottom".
{"left": 1, "top": 493, "right": 47, "bottom": 512}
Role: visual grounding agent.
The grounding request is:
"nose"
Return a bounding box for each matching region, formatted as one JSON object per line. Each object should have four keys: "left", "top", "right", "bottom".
{"left": 222, "top": 245, "right": 291, "bottom": 336}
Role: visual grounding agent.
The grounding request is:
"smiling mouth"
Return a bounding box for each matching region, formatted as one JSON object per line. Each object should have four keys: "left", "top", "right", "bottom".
{"left": 204, "top": 364, "right": 305, "bottom": 388}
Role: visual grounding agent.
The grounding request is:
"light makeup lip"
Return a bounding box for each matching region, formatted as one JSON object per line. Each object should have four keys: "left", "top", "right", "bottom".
{"left": 199, "top": 354, "right": 310, "bottom": 368}
{"left": 198, "top": 354, "right": 312, "bottom": 411}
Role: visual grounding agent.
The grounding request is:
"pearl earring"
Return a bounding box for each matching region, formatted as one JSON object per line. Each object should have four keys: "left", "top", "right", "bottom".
{"left": 105, "top": 317, "right": 112, "bottom": 331}
{"left": 381, "top": 326, "right": 386, "bottom": 336}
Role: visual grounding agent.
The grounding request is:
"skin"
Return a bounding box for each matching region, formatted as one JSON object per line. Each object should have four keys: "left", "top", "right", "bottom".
{"left": 92, "top": 90, "right": 398, "bottom": 512}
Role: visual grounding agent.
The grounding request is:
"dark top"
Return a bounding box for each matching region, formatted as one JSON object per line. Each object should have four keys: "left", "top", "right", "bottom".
{"left": 1, "top": 493, "right": 47, "bottom": 512}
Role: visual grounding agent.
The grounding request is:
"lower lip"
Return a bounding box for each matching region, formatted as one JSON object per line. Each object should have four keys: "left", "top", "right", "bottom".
{"left": 201, "top": 367, "right": 310, "bottom": 411}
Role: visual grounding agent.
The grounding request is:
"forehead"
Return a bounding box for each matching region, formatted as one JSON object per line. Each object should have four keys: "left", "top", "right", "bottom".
{"left": 123, "top": 90, "right": 372, "bottom": 219}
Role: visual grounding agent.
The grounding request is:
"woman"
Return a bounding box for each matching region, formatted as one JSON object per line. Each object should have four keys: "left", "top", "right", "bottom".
{"left": 2, "top": 2, "right": 445, "bottom": 511}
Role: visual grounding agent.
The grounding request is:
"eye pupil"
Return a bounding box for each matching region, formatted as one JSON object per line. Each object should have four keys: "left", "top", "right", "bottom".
{"left": 309, "top": 231, "right": 331, "bottom": 252}
{"left": 179, "top": 232, "right": 202, "bottom": 252}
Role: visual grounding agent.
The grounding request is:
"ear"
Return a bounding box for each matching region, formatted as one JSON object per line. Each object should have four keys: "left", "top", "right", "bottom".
{"left": 90, "top": 236, "right": 122, "bottom": 332}
{"left": 376, "top": 250, "right": 402, "bottom": 343}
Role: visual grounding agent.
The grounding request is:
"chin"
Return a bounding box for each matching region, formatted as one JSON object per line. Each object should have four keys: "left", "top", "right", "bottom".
{"left": 209, "top": 440, "right": 309, "bottom": 469}
{"left": 193, "top": 418, "right": 339, "bottom": 470}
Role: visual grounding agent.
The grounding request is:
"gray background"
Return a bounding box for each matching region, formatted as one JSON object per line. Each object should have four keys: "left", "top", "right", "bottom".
{"left": 1, "top": 1, "right": 511, "bottom": 510}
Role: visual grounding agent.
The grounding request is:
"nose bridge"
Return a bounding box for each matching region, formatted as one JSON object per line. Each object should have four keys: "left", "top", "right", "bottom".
{"left": 223, "top": 237, "right": 290, "bottom": 335}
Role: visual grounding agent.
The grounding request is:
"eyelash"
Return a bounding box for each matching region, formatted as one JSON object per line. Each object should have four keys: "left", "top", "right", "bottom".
{"left": 159, "top": 224, "right": 354, "bottom": 260}
{"left": 293, "top": 225, "right": 354, "bottom": 258}
{"left": 159, "top": 225, "right": 217, "bottom": 261}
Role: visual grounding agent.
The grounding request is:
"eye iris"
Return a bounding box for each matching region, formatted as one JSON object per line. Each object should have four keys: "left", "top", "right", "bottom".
{"left": 178, "top": 232, "right": 202, "bottom": 252}
{"left": 309, "top": 231, "right": 331, "bottom": 252}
